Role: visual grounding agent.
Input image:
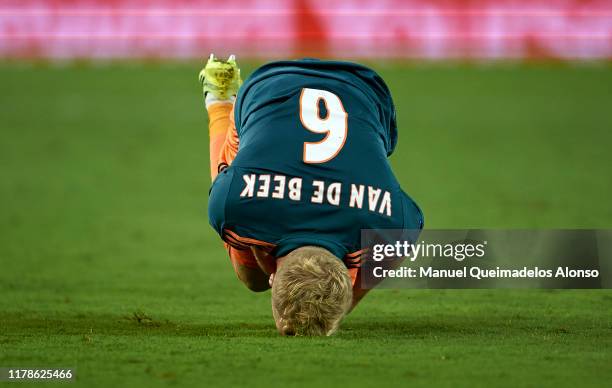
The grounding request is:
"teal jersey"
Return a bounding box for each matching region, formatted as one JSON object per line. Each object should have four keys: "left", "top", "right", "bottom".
{"left": 209, "top": 59, "right": 423, "bottom": 259}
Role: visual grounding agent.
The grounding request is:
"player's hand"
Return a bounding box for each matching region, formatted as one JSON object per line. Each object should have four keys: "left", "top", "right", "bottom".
{"left": 269, "top": 272, "right": 275, "bottom": 287}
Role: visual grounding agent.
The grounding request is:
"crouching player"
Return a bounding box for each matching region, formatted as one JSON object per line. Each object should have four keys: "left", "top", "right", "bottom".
{"left": 199, "top": 55, "right": 423, "bottom": 336}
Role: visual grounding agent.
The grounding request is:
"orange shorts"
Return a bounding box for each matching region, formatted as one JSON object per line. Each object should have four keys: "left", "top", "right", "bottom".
{"left": 226, "top": 244, "right": 260, "bottom": 269}
{"left": 225, "top": 242, "right": 359, "bottom": 287}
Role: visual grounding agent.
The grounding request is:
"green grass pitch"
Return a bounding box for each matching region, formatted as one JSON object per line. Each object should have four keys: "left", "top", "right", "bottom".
{"left": 1, "top": 61, "right": 611, "bottom": 387}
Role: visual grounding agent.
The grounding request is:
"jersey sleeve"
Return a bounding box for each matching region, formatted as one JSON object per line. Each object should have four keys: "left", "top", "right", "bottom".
{"left": 401, "top": 190, "right": 424, "bottom": 231}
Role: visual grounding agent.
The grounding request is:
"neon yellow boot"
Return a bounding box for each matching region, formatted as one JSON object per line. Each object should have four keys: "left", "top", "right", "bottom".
{"left": 198, "top": 54, "right": 242, "bottom": 101}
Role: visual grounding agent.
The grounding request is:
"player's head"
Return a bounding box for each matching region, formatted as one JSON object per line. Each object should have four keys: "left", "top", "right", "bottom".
{"left": 270, "top": 246, "right": 352, "bottom": 336}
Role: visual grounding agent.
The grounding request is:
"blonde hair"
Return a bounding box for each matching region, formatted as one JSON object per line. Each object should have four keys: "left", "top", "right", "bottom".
{"left": 271, "top": 246, "right": 352, "bottom": 336}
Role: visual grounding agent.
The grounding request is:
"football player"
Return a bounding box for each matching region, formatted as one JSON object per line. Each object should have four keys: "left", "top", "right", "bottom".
{"left": 199, "top": 55, "right": 423, "bottom": 336}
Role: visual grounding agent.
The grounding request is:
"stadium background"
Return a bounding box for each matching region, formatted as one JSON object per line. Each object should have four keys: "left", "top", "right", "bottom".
{"left": 1, "top": 0, "right": 611, "bottom": 387}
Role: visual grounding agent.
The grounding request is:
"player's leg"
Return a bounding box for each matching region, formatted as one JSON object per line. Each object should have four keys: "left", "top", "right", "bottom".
{"left": 227, "top": 245, "right": 270, "bottom": 292}
{"left": 207, "top": 102, "right": 240, "bottom": 179}
{"left": 207, "top": 102, "right": 235, "bottom": 179}
{"left": 349, "top": 269, "right": 371, "bottom": 312}
{"left": 199, "top": 54, "right": 242, "bottom": 180}
{"left": 348, "top": 255, "right": 408, "bottom": 311}
{"left": 252, "top": 246, "right": 277, "bottom": 275}
{"left": 200, "top": 55, "right": 271, "bottom": 291}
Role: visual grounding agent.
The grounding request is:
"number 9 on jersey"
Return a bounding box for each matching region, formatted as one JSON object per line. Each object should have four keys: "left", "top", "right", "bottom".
{"left": 299, "top": 88, "right": 348, "bottom": 164}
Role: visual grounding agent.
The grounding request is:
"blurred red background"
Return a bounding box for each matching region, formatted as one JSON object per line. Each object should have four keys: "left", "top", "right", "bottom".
{"left": 1, "top": 0, "right": 611, "bottom": 60}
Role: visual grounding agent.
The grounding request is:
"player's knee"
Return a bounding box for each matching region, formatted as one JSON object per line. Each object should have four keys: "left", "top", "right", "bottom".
{"left": 241, "top": 277, "right": 269, "bottom": 292}
{"left": 236, "top": 266, "right": 270, "bottom": 292}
